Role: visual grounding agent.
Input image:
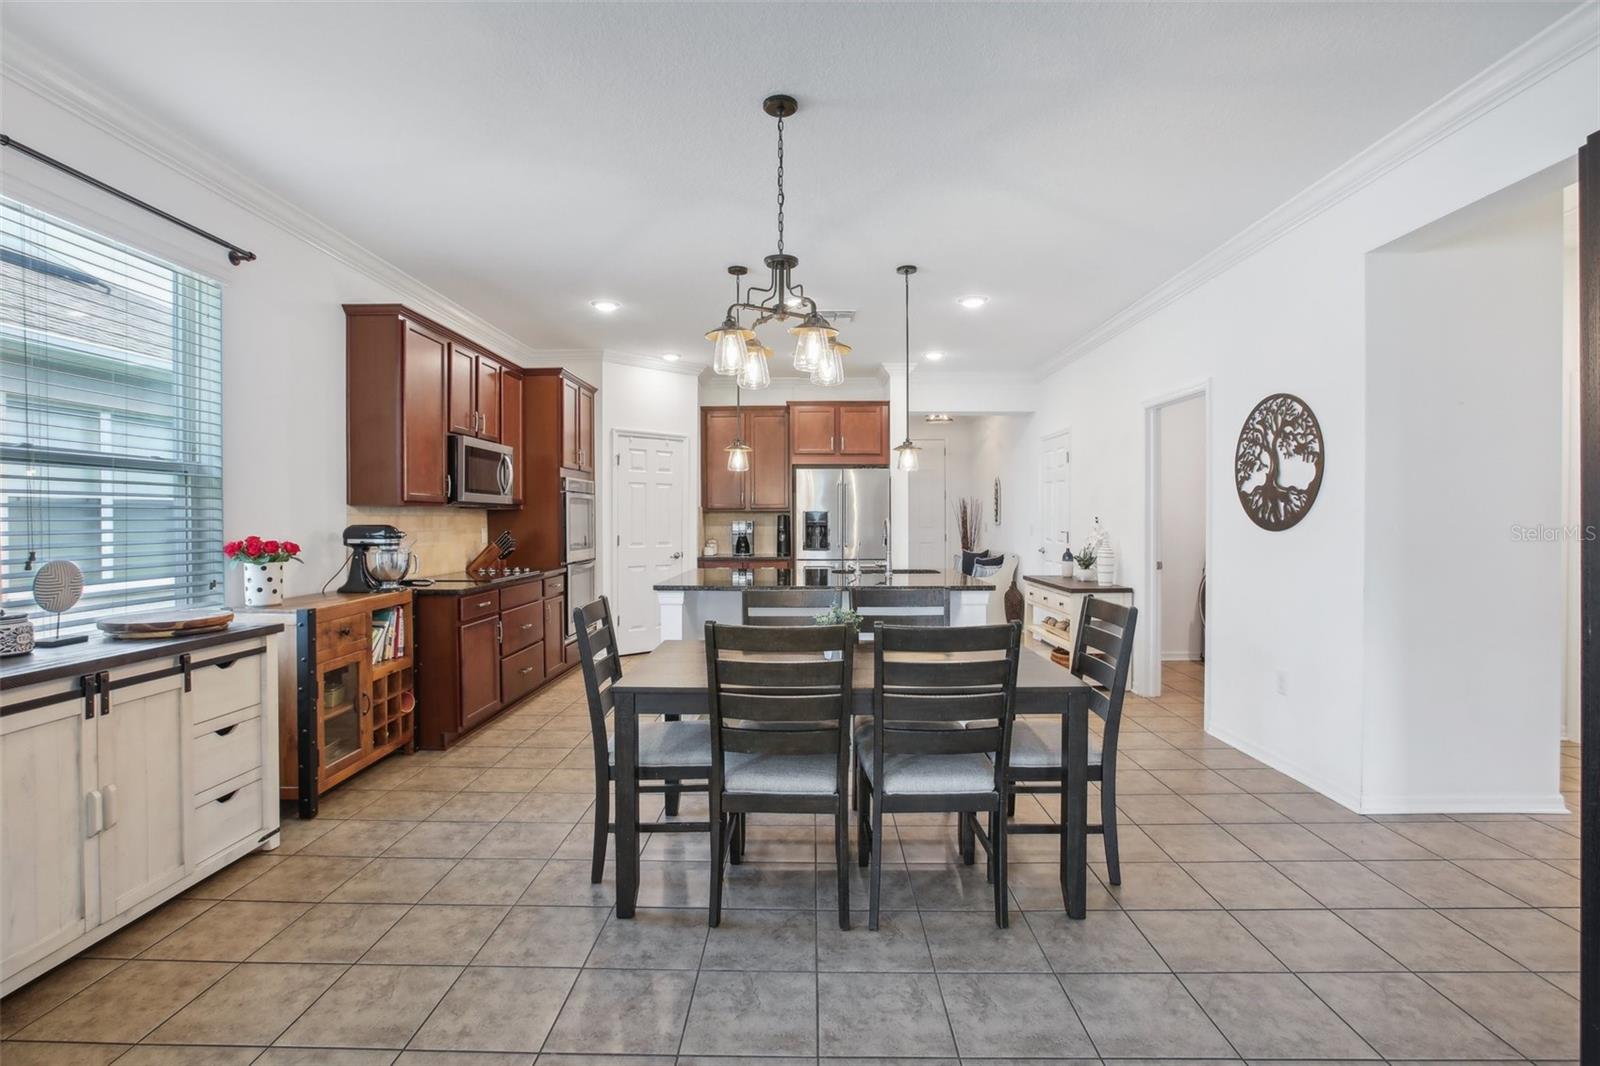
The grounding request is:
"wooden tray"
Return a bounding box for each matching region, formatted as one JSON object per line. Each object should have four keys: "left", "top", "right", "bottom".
{"left": 98, "top": 608, "right": 235, "bottom": 640}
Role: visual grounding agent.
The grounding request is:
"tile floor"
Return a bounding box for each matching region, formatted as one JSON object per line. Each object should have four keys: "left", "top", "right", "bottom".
{"left": 1, "top": 659, "right": 1582, "bottom": 1065}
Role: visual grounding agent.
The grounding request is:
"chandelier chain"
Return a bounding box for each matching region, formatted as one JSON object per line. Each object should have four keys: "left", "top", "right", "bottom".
{"left": 776, "top": 112, "right": 785, "bottom": 255}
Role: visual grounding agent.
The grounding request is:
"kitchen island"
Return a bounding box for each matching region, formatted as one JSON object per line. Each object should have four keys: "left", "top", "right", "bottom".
{"left": 654, "top": 567, "right": 994, "bottom": 638}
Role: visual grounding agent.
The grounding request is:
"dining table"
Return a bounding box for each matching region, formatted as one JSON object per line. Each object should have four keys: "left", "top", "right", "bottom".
{"left": 608, "top": 638, "right": 1095, "bottom": 919}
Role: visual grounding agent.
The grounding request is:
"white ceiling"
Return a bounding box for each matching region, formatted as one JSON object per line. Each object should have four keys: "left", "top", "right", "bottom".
{"left": 2, "top": 2, "right": 1575, "bottom": 374}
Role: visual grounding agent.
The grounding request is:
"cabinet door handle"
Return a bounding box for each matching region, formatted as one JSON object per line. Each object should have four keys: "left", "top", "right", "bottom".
{"left": 101, "top": 783, "right": 118, "bottom": 829}
{"left": 215, "top": 789, "right": 239, "bottom": 804}
{"left": 214, "top": 724, "right": 237, "bottom": 737}
{"left": 520, "top": 623, "right": 534, "bottom": 630}
{"left": 85, "top": 790, "right": 104, "bottom": 836}
{"left": 360, "top": 693, "right": 370, "bottom": 717}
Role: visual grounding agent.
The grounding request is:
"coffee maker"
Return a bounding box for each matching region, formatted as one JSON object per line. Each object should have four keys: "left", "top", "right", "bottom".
{"left": 338, "top": 524, "right": 418, "bottom": 593}
{"left": 730, "top": 520, "right": 754, "bottom": 558}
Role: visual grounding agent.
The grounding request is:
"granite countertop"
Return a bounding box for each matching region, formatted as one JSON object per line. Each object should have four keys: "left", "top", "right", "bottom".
{"left": 1025, "top": 574, "right": 1135, "bottom": 595}
{"left": 655, "top": 568, "right": 994, "bottom": 591}
{"left": 412, "top": 569, "right": 557, "bottom": 595}
{"left": 1, "top": 618, "right": 286, "bottom": 692}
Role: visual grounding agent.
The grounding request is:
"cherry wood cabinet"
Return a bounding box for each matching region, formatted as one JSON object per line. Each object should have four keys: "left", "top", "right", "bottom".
{"left": 701, "top": 405, "right": 789, "bottom": 512}
{"left": 502, "top": 369, "right": 598, "bottom": 570}
{"left": 787, "top": 401, "right": 889, "bottom": 466}
{"left": 344, "top": 304, "right": 522, "bottom": 506}
{"left": 415, "top": 571, "right": 574, "bottom": 749}
{"left": 500, "top": 370, "right": 524, "bottom": 505}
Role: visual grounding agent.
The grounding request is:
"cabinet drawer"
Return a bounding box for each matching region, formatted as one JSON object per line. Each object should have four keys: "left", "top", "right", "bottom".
{"left": 194, "top": 778, "right": 264, "bottom": 861}
{"left": 500, "top": 578, "right": 543, "bottom": 609}
{"left": 188, "top": 646, "right": 264, "bottom": 725}
{"left": 500, "top": 643, "right": 544, "bottom": 706}
{"left": 459, "top": 590, "right": 500, "bottom": 622}
{"left": 316, "top": 614, "right": 366, "bottom": 659}
{"left": 543, "top": 573, "right": 565, "bottom": 597}
{"left": 193, "top": 713, "right": 263, "bottom": 795}
{"left": 500, "top": 601, "right": 543, "bottom": 653}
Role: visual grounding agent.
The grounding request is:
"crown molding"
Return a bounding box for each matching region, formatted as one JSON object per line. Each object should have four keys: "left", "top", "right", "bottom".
{"left": 599, "top": 349, "right": 706, "bottom": 377}
{"left": 1040, "top": 4, "right": 1599, "bottom": 376}
{"left": 0, "top": 37, "right": 545, "bottom": 364}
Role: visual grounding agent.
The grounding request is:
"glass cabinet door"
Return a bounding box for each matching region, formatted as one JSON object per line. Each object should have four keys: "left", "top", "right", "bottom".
{"left": 319, "top": 652, "right": 367, "bottom": 774}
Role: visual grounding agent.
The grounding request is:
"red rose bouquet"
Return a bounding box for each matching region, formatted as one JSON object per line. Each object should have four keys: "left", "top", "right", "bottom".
{"left": 223, "top": 537, "right": 303, "bottom": 565}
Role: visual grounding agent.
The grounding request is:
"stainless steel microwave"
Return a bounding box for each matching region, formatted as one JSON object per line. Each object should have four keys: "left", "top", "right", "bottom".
{"left": 447, "top": 434, "right": 514, "bottom": 507}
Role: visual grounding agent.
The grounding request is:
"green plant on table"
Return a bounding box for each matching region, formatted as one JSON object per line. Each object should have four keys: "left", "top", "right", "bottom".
{"left": 813, "top": 606, "right": 865, "bottom": 630}
{"left": 1073, "top": 546, "right": 1098, "bottom": 569}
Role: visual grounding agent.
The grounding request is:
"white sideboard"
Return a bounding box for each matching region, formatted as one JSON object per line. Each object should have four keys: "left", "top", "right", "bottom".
{"left": 1, "top": 628, "right": 281, "bottom": 995}
{"left": 1021, "top": 576, "right": 1134, "bottom": 662}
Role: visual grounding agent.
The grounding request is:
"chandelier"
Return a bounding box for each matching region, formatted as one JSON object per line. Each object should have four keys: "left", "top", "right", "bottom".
{"left": 893, "top": 265, "right": 921, "bottom": 472}
{"left": 707, "top": 94, "right": 848, "bottom": 388}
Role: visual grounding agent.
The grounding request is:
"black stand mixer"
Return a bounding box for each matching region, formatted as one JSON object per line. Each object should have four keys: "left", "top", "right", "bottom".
{"left": 338, "top": 524, "right": 426, "bottom": 593}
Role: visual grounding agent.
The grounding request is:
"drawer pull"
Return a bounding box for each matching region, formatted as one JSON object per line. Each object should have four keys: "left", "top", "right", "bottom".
{"left": 214, "top": 724, "right": 237, "bottom": 737}
{"left": 212, "top": 658, "right": 238, "bottom": 670}
{"left": 336, "top": 626, "right": 353, "bottom": 639}
{"left": 520, "top": 623, "right": 534, "bottom": 630}
{"left": 520, "top": 666, "right": 536, "bottom": 675}
{"left": 215, "top": 790, "right": 239, "bottom": 804}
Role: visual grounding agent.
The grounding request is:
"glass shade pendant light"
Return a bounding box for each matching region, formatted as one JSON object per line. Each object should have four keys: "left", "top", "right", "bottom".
{"left": 893, "top": 264, "right": 922, "bottom": 473}
{"left": 726, "top": 381, "right": 752, "bottom": 472}
{"left": 706, "top": 95, "right": 848, "bottom": 386}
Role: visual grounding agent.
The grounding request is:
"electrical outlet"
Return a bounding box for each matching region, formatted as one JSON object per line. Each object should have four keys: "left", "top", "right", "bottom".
{"left": 1275, "top": 670, "right": 1288, "bottom": 697}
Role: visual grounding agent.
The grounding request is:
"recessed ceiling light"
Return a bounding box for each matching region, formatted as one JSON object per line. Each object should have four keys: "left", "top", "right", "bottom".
{"left": 957, "top": 295, "right": 989, "bottom": 310}
{"left": 924, "top": 350, "right": 945, "bottom": 362}
{"left": 924, "top": 413, "right": 954, "bottom": 424}
{"left": 661, "top": 352, "right": 680, "bottom": 362}
{"left": 589, "top": 299, "right": 621, "bottom": 313}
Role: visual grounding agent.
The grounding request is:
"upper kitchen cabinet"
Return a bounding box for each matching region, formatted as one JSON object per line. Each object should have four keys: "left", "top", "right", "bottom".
{"left": 559, "top": 374, "right": 597, "bottom": 473}
{"left": 500, "top": 370, "right": 524, "bottom": 505}
{"left": 787, "top": 401, "right": 889, "bottom": 466}
{"left": 449, "top": 340, "right": 502, "bottom": 441}
{"left": 344, "top": 304, "right": 521, "bottom": 506}
{"left": 702, "top": 405, "right": 789, "bottom": 512}
{"left": 503, "top": 368, "right": 599, "bottom": 569}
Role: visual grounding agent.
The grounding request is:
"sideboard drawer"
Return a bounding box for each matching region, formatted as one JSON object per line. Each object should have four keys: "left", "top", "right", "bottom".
{"left": 542, "top": 573, "right": 565, "bottom": 597}
{"left": 459, "top": 590, "right": 500, "bottom": 622}
{"left": 500, "top": 578, "right": 544, "bottom": 610}
{"left": 192, "top": 712, "right": 262, "bottom": 796}
{"left": 188, "top": 647, "right": 264, "bottom": 725}
{"left": 316, "top": 614, "right": 366, "bottom": 659}
{"left": 193, "top": 777, "right": 264, "bottom": 861}
{"left": 500, "top": 602, "right": 543, "bottom": 653}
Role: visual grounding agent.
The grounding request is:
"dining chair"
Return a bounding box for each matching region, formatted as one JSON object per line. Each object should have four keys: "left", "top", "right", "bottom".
{"left": 1004, "top": 596, "right": 1138, "bottom": 884}
{"left": 856, "top": 622, "right": 1022, "bottom": 930}
{"left": 574, "top": 597, "right": 712, "bottom": 884}
{"left": 851, "top": 586, "right": 948, "bottom": 627}
{"left": 704, "top": 621, "right": 854, "bottom": 929}
{"left": 741, "top": 587, "right": 840, "bottom": 625}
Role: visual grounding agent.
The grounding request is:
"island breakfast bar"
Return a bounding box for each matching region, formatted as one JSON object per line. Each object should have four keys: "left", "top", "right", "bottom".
{"left": 609, "top": 638, "right": 1095, "bottom": 920}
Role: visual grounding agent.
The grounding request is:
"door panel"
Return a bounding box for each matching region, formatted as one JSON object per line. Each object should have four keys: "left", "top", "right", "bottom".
{"left": 908, "top": 439, "right": 948, "bottom": 570}
{"left": 97, "top": 674, "right": 187, "bottom": 919}
{"left": 448, "top": 344, "right": 476, "bottom": 435}
{"left": 1040, "top": 431, "right": 1071, "bottom": 569}
{"left": 577, "top": 386, "right": 595, "bottom": 472}
{"left": 476, "top": 357, "right": 501, "bottom": 441}
{"left": 1, "top": 692, "right": 95, "bottom": 976}
{"left": 746, "top": 407, "right": 790, "bottom": 511}
{"left": 543, "top": 596, "right": 566, "bottom": 675}
{"left": 837, "top": 403, "right": 887, "bottom": 461}
{"left": 561, "top": 378, "right": 581, "bottom": 469}
{"left": 615, "top": 433, "right": 686, "bottom": 654}
{"left": 789, "top": 403, "right": 837, "bottom": 456}
{"left": 318, "top": 652, "right": 367, "bottom": 779}
{"left": 459, "top": 616, "right": 501, "bottom": 730}
{"left": 701, "top": 408, "right": 744, "bottom": 510}
{"left": 401, "top": 322, "right": 448, "bottom": 503}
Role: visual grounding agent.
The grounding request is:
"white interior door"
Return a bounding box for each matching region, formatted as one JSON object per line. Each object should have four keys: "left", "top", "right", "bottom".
{"left": 613, "top": 432, "right": 686, "bottom": 654}
{"left": 907, "top": 439, "right": 947, "bottom": 570}
{"left": 1038, "top": 431, "right": 1071, "bottom": 570}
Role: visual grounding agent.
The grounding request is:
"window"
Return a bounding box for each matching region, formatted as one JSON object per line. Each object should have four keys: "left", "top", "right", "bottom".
{"left": 1, "top": 198, "right": 223, "bottom": 631}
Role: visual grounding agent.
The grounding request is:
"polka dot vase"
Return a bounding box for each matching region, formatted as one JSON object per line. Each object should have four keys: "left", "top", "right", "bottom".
{"left": 244, "top": 562, "right": 285, "bottom": 607}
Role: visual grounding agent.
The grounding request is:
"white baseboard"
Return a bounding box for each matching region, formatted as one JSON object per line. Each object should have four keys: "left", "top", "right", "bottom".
{"left": 1355, "top": 792, "right": 1571, "bottom": 816}
{"left": 1203, "top": 722, "right": 1365, "bottom": 813}
{"left": 1162, "top": 652, "right": 1202, "bottom": 663}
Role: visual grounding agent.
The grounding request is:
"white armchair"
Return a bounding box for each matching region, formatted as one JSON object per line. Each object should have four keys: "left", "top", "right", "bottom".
{"left": 982, "top": 553, "right": 1018, "bottom": 624}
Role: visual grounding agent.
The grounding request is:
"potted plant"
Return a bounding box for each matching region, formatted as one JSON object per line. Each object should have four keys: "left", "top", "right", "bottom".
{"left": 1072, "top": 546, "right": 1098, "bottom": 583}
{"left": 813, "top": 605, "right": 865, "bottom": 655}
{"left": 225, "top": 536, "right": 302, "bottom": 607}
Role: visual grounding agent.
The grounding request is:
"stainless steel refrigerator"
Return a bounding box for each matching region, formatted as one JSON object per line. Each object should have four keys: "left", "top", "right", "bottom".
{"left": 793, "top": 467, "right": 891, "bottom": 566}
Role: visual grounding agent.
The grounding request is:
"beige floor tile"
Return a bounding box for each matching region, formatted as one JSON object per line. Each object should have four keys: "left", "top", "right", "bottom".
{"left": 327, "top": 857, "right": 456, "bottom": 904}
{"left": 146, "top": 961, "right": 345, "bottom": 1045}
{"left": 251, "top": 902, "right": 410, "bottom": 963}
{"left": 141, "top": 900, "right": 310, "bottom": 960}
{"left": 0, "top": 958, "right": 125, "bottom": 1036}
{"left": 0, "top": 1042, "right": 130, "bottom": 1065}
{"left": 410, "top": 966, "right": 579, "bottom": 1053}
{"left": 80, "top": 899, "right": 216, "bottom": 959}
{"left": 230, "top": 856, "right": 371, "bottom": 902}
{"left": 361, "top": 904, "right": 508, "bottom": 965}
{"left": 15, "top": 960, "right": 231, "bottom": 1043}
{"left": 276, "top": 964, "right": 460, "bottom": 1049}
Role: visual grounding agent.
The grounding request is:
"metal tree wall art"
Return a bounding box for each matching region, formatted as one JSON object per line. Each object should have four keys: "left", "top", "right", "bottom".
{"left": 1234, "top": 393, "right": 1324, "bottom": 530}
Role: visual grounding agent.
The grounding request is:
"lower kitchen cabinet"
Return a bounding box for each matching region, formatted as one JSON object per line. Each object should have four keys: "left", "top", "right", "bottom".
{"left": 1, "top": 628, "right": 282, "bottom": 996}
{"left": 415, "top": 569, "right": 575, "bottom": 750}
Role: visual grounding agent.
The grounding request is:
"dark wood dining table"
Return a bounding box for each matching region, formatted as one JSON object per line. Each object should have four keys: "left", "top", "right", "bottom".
{"left": 609, "top": 639, "right": 1095, "bottom": 919}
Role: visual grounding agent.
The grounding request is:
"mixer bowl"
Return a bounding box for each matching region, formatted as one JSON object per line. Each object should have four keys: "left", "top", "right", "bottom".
{"left": 367, "top": 547, "right": 416, "bottom": 584}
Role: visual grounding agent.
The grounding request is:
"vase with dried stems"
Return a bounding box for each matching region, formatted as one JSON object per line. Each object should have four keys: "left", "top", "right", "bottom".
{"left": 955, "top": 496, "right": 984, "bottom": 552}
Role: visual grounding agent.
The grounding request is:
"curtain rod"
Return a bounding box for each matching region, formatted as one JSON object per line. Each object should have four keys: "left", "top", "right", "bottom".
{"left": 1, "top": 134, "right": 257, "bottom": 266}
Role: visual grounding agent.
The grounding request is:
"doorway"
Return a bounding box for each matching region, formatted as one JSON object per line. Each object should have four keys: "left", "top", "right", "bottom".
{"left": 906, "top": 438, "right": 947, "bottom": 571}
{"left": 1037, "top": 430, "right": 1071, "bottom": 572}
{"left": 1143, "top": 385, "right": 1209, "bottom": 700}
{"left": 610, "top": 430, "right": 688, "bottom": 655}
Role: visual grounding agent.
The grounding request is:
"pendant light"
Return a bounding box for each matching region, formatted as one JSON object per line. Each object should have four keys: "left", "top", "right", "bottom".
{"left": 707, "top": 94, "right": 848, "bottom": 386}
{"left": 726, "top": 379, "right": 752, "bottom": 472}
{"left": 893, "top": 264, "right": 921, "bottom": 473}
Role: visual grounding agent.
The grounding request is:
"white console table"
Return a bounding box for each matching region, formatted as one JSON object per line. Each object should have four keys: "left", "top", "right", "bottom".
{"left": 1022, "top": 575, "right": 1134, "bottom": 659}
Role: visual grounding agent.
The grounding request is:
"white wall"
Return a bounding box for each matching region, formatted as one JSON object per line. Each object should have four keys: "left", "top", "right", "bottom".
{"left": 0, "top": 63, "right": 546, "bottom": 604}
{"left": 1363, "top": 176, "right": 1567, "bottom": 812}
{"left": 1158, "top": 394, "right": 1206, "bottom": 661}
{"left": 1021, "top": 30, "right": 1596, "bottom": 810}
{"left": 1561, "top": 183, "right": 1582, "bottom": 742}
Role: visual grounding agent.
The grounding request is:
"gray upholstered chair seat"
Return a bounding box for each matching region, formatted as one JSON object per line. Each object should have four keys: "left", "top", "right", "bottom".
{"left": 1005, "top": 717, "right": 1102, "bottom": 769}
{"left": 856, "top": 738, "right": 995, "bottom": 795}
{"left": 724, "top": 751, "right": 839, "bottom": 795}
{"left": 609, "top": 720, "right": 712, "bottom": 768}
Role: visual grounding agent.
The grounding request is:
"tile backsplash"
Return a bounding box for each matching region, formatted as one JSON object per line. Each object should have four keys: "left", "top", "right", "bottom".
{"left": 347, "top": 507, "right": 487, "bottom": 577}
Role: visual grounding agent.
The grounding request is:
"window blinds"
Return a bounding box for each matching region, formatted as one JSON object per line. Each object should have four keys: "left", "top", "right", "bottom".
{"left": 0, "top": 197, "right": 224, "bottom": 631}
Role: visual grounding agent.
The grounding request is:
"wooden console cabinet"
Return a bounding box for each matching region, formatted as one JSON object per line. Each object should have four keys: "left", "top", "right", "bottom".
{"left": 415, "top": 570, "right": 572, "bottom": 749}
